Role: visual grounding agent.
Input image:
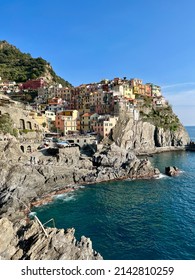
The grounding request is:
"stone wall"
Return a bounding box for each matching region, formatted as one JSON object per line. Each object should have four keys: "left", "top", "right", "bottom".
{"left": 0, "top": 103, "right": 42, "bottom": 133}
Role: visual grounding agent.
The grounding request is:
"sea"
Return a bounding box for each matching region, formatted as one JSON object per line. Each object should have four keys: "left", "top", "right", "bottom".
{"left": 32, "top": 126, "right": 195, "bottom": 260}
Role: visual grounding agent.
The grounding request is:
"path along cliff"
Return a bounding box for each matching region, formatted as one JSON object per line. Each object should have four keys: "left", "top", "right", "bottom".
{"left": 0, "top": 137, "right": 159, "bottom": 259}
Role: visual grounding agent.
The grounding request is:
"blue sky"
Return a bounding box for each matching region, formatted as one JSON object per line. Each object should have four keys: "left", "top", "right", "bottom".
{"left": 1, "top": 0, "right": 195, "bottom": 125}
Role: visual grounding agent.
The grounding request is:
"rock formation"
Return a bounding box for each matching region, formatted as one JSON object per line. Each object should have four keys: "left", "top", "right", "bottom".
{"left": 112, "top": 111, "right": 190, "bottom": 153}
{"left": 0, "top": 137, "right": 160, "bottom": 260}
{"left": 0, "top": 140, "right": 159, "bottom": 215}
{"left": 165, "top": 166, "right": 180, "bottom": 177}
{"left": 0, "top": 217, "right": 102, "bottom": 260}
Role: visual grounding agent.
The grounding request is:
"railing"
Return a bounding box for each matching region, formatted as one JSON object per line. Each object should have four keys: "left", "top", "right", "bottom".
{"left": 10, "top": 194, "right": 55, "bottom": 238}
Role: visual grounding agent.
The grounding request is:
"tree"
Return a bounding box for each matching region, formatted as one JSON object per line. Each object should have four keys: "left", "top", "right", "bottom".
{"left": 0, "top": 113, "right": 14, "bottom": 135}
{"left": 25, "top": 94, "right": 32, "bottom": 102}
{"left": 42, "top": 122, "right": 47, "bottom": 128}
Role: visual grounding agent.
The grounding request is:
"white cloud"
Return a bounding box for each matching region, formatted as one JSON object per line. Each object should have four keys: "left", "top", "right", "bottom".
{"left": 162, "top": 82, "right": 195, "bottom": 89}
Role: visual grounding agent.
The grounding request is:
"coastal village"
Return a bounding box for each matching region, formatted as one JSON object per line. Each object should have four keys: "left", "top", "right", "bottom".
{"left": 0, "top": 76, "right": 167, "bottom": 140}
{"left": 0, "top": 52, "right": 192, "bottom": 261}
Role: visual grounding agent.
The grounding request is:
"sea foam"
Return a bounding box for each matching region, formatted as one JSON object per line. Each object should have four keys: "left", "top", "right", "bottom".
{"left": 155, "top": 173, "right": 169, "bottom": 179}
{"left": 29, "top": 211, "right": 37, "bottom": 217}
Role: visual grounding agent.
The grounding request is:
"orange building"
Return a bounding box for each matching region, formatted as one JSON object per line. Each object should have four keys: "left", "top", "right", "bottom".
{"left": 55, "top": 110, "right": 79, "bottom": 135}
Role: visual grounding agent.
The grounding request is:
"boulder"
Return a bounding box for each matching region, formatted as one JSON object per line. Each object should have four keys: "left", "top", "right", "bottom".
{"left": 165, "top": 166, "right": 180, "bottom": 176}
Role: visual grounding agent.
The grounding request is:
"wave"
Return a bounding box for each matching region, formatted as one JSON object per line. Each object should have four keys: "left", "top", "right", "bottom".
{"left": 54, "top": 193, "right": 76, "bottom": 202}
{"left": 63, "top": 195, "right": 76, "bottom": 202}
{"left": 29, "top": 211, "right": 37, "bottom": 217}
{"left": 73, "top": 185, "right": 85, "bottom": 190}
{"left": 77, "top": 185, "right": 85, "bottom": 189}
{"left": 54, "top": 194, "right": 65, "bottom": 199}
{"left": 155, "top": 173, "right": 169, "bottom": 179}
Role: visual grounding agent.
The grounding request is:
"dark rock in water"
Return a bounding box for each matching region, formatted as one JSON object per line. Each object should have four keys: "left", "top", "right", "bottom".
{"left": 165, "top": 166, "right": 180, "bottom": 176}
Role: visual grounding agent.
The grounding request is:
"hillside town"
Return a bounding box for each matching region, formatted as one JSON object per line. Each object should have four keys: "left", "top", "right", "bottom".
{"left": 0, "top": 76, "right": 168, "bottom": 139}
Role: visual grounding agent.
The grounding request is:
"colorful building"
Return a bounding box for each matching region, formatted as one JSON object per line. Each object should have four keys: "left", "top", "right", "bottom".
{"left": 81, "top": 112, "right": 93, "bottom": 132}
{"left": 130, "top": 78, "right": 142, "bottom": 87}
{"left": 47, "top": 97, "right": 65, "bottom": 112}
{"left": 20, "top": 78, "right": 45, "bottom": 90}
{"left": 45, "top": 110, "right": 56, "bottom": 130}
{"left": 55, "top": 110, "right": 79, "bottom": 135}
{"left": 92, "top": 115, "right": 118, "bottom": 137}
{"left": 28, "top": 111, "right": 47, "bottom": 129}
{"left": 147, "top": 83, "right": 162, "bottom": 97}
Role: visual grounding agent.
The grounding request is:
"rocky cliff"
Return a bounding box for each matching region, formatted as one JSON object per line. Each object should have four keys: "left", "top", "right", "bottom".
{"left": 0, "top": 140, "right": 159, "bottom": 217}
{"left": 0, "top": 138, "right": 159, "bottom": 260}
{"left": 0, "top": 217, "right": 102, "bottom": 260}
{"left": 112, "top": 106, "right": 190, "bottom": 153}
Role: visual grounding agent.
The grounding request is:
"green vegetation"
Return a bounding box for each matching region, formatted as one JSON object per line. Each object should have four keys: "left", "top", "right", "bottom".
{"left": 19, "top": 129, "right": 35, "bottom": 134}
{"left": 42, "top": 122, "right": 47, "bottom": 128}
{"left": 140, "top": 105, "right": 180, "bottom": 132}
{"left": 0, "top": 113, "right": 18, "bottom": 137}
{"left": 0, "top": 40, "right": 72, "bottom": 87}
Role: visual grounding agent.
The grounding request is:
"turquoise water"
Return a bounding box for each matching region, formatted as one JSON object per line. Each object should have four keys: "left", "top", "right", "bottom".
{"left": 33, "top": 127, "right": 195, "bottom": 260}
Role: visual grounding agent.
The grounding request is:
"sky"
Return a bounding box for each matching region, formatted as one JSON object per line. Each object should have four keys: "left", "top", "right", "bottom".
{"left": 0, "top": 0, "right": 195, "bottom": 125}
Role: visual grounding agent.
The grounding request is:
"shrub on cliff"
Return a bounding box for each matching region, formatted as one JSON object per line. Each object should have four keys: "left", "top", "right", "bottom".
{"left": 0, "top": 113, "right": 18, "bottom": 137}
{"left": 140, "top": 105, "right": 180, "bottom": 132}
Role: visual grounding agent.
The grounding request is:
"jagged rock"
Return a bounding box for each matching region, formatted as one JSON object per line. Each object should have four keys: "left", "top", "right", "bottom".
{"left": 0, "top": 218, "right": 102, "bottom": 260}
{"left": 112, "top": 117, "right": 190, "bottom": 153}
{"left": 93, "top": 143, "right": 159, "bottom": 180}
{"left": 0, "top": 217, "right": 18, "bottom": 259}
{"left": 0, "top": 138, "right": 159, "bottom": 260}
{"left": 165, "top": 166, "right": 180, "bottom": 176}
{"left": 0, "top": 141, "right": 159, "bottom": 217}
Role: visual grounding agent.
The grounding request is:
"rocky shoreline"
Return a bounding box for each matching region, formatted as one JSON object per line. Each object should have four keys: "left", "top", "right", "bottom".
{"left": 135, "top": 145, "right": 186, "bottom": 156}
{"left": 0, "top": 138, "right": 162, "bottom": 260}
{"left": 0, "top": 136, "right": 188, "bottom": 260}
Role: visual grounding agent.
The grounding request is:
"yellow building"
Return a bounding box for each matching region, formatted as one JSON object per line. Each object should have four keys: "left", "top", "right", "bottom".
{"left": 81, "top": 112, "right": 93, "bottom": 132}
{"left": 62, "top": 110, "right": 79, "bottom": 135}
{"left": 122, "top": 84, "right": 135, "bottom": 99}
{"left": 29, "top": 111, "right": 47, "bottom": 129}
{"left": 133, "top": 86, "right": 139, "bottom": 95}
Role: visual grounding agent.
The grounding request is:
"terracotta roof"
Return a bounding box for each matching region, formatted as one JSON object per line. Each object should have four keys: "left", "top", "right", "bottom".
{"left": 82, "top": 113, "right": 92, "bottom": 117}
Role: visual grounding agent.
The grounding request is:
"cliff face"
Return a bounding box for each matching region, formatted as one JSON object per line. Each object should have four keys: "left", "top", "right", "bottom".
{"left": 0, "top": 141, "right": 159, "bottom": 216}
{"left": 0, "top": 217, "right": 102, "bottom": 260}
{"left": 0, "top": 139, "right": 159, "bottom": 260}
{"left": 112, "top": 110, "right": 190, "bottom": 153}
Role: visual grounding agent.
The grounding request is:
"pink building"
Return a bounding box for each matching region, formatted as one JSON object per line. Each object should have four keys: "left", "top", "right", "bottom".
{"left": 20, "top": 78, "right": 45, "bottom": 90}
{"left": 92, "top": 116, "right": 118, "bottom": 137}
